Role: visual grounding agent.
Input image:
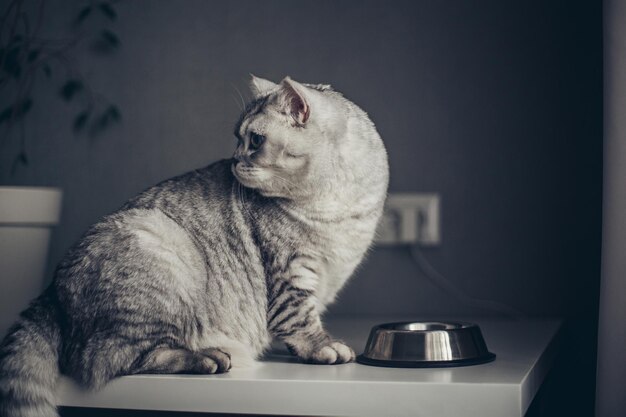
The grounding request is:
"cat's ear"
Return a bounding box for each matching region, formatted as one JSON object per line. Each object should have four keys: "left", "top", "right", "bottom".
{"left": 249, "top": 74, "right": 278, "bottom": 98}
{"left": 279, "top": 77, "right": 310, "bottom": 125}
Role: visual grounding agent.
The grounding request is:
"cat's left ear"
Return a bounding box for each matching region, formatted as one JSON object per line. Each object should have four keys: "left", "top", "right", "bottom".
{"left": 279, "top": 77, "right": 310, "bottom": 125}
{"left": 250, "top": 74, "right": 278, "bottom": 98}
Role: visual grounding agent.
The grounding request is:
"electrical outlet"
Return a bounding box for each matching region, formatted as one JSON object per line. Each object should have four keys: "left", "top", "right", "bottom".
{"left": 375, "top": 193, "right": 440, "bottom": 246}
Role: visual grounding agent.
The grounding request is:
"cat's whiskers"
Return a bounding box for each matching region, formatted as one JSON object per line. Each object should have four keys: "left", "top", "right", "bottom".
{"left": 231, "top": 83, "right": 247, "bottom": 111}
{"left": 231, "top": 95, "right": 243, "bottom": 111}
{"left": 271, "top": 173, "right": 306, "bottom": 195}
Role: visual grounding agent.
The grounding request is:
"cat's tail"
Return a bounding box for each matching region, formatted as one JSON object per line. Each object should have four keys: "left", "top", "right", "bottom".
{"left": 0, "top": 287, "right": 63, "bottom": 417}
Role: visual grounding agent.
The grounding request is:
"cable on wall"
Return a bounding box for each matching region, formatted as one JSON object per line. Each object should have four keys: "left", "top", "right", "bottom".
{"left": 409, "top": 244, "right": 526, "bottom": 319}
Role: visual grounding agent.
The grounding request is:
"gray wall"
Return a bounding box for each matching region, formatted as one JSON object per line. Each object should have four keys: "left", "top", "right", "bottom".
{"left": 597, "top": 0, "right": 626, "bottom": 416}
{"left": 1, "top": 1, "right": 602, "bottom": 413}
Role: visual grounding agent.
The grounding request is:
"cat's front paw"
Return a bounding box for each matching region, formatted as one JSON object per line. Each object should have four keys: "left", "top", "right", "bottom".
{"left": 196, "top": 347, "right": 231, "bottom": 373}
{"left": 307, "top": 341, "right": 355, "bottom": 365}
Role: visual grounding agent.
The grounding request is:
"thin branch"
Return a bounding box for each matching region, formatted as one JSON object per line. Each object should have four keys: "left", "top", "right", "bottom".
{"left": 0, "top": 0, "right": 23, "bottom": 76}
{"left": 0, "top": 0, "right": 21, "bottom": 45}
{"left": 0, "top": 0, "right": 123, "bottom": 168}
{"left": 32, "top": 0, "right": 44, "bottom": 39}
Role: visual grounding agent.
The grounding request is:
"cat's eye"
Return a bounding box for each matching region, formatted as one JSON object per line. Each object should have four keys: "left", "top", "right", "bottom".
{"left": 249, "top": 133, "right": 266, "bottom": 150}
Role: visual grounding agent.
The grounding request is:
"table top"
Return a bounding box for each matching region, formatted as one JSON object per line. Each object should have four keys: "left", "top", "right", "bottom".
{"left": 57, "top": 316, "right": 561, "bottom": 417}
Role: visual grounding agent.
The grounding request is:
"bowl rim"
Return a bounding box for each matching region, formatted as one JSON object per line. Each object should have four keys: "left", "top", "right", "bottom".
{"left": 356, "top": 352, "right": 496, "bottom": 368}
{"left": 372, "top": 320, "right": 479, "bottom": 333}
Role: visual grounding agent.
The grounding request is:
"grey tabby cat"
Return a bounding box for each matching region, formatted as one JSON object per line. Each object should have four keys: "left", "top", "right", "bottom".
{"left": 0, "top": 75, "right": 389, "bottom": 417}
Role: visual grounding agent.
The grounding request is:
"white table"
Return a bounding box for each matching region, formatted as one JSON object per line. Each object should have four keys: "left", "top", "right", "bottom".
{"left": 57, "top": 317, "right": 561, "bottom": 417}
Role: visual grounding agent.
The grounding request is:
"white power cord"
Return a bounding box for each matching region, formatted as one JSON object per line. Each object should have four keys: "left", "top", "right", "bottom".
{"left": 409, "top": 244, "right": 526, "bottom": 319}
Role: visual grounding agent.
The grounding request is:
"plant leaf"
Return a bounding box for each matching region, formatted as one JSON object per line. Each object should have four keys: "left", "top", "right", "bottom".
{"left": 11, "top": 151, "right": 28, "bottom": 174}
{"left": 76, "top": 6, "right": 92, "bottom": 24}
{"left": 59, "top": 79, "right": 83, "bottom": 101}
{"left": 0, "top": 99, "right": 33, "bottom": 124}
{"left": 73, "top": 110, "right": 90, "bottom": 132}
{"left": 3, "top": 47, "right": 22, "bottom": 79}
{"left": 27, "top": 49, "right": 40, "bottom": 62}
{"left": 89, "top": 105, "right": 121, "bottom": 136}
{"left": 101, "top": 30, "right": 120, "bottom": 47}
{"left": 0, "top": 105, "right": 13, "bottom": 124}
{"left": 11, "top": 151, "right": 28, "bottom": 171}
{"left": 98, "top": 3, "right": 117, "bottom": 20}
{"left": 92, "top": 30, "right": 121, "bottom": 54}
{"left": 106, "top": 105, "right": 121, "bottom": 121}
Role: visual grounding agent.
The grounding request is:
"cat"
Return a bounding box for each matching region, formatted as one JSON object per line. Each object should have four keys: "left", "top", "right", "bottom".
{"left": 0, "top": 75, "right": 389, "bottom": 417}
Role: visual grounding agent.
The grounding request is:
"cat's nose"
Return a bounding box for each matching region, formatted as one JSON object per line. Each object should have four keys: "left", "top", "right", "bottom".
{"left": 233, "top": 150, "right": 251, "bottom": 165}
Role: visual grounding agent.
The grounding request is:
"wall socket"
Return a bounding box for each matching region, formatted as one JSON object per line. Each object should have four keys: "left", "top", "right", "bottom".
{"left": 375, "top": 193, "right": 441, "bottom": 246}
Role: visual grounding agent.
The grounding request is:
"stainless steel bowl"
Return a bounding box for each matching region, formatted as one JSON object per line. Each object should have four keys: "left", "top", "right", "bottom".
{"left": 356, "top": 321, "right": 495, "bottom": 368}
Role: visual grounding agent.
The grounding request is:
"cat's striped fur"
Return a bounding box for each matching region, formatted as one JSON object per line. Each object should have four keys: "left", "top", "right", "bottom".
{"left": 0, "top": 76, "right": 388, "bottom": 417}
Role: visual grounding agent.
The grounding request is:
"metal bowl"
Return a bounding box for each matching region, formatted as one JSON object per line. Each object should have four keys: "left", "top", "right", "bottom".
{"left": 356, "top": 321, "right": 496, "bottom": 368}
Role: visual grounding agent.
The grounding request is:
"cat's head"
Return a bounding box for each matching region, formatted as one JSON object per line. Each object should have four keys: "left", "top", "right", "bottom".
{"left": 232, "top": 75, "right": 386, "bottom": 200}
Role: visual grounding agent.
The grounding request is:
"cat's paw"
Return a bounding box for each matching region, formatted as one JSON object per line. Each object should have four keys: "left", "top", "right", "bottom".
{"left": 307, "top": 341, "right": 355, "bottom": 365}
{"left": 195, "top": 347, "right": 231, "bottom": 373}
